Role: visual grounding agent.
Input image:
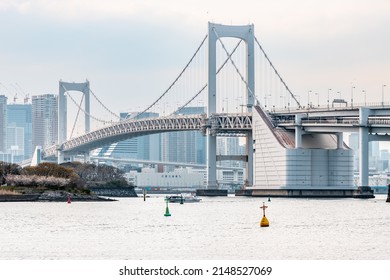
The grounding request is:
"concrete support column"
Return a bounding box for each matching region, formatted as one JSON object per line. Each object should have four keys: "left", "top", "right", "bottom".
{"left": 359, "top": 108, "right": 370, "bottom": 186}
{"left": 233, "top": 169, "right": 239, "bottom": 184}
{"left": 58, "top": 80, "right": 91, "bottom": 162}
{"left": 206, "top": 134, "right": 218, "bottom": 189}
{"left": 206, "top": 23, "right": 217, "bottom": 189}
{"left": 84, "top": 80, "right": 91, "bottom": 133}
{"left": 245, "top": 132, "right": 253, "bottom": 186}
{"left": 84, "top": 152, "right": 90, "bottom": 163}
{"left": 359, "top": 127, "right": 369, "bottom": 186}
{"left": 337, "top": 133, "right": 344, "bottom": 149}
{"left": 58, "top": 82, "right": 67, "bottom": 146}
{"left": 206, "top": 23, "right": 255, "bottom": 192}
{"left": 246, "top": 28, "right": 255, "bottom": 112}
{"left": 295, "top": 114, "right": 304, "bottom": 148}
{"left": 57, "top": 150, "right": 64, "bottom": 164}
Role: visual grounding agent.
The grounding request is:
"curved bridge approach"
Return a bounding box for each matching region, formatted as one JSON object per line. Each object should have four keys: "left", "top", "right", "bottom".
{"left": 43, "top": 113, "right": 252, "bottom": 158}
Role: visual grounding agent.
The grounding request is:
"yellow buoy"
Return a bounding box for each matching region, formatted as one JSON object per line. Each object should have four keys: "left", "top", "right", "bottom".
{"left": 260, "top": 202, "right": 269, "bottom": 227}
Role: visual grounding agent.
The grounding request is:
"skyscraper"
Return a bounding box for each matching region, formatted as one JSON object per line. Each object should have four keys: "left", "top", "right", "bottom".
{"left": 161, "top": 106, "right": 206, "bottom": 169}
{"left": 7, "top": 104, "right": 32, "bottom": 160}
{"left": 217, "top": 137, "right": 246, "bottom": 168}
{"left": 0, "top": 95, "right": 7, "bottom": 153}
{"left": 94, "top": 112, "right": 160, "bottom": 161}
{"left": 32, "top": 94, "right": 58, "bottom": 150}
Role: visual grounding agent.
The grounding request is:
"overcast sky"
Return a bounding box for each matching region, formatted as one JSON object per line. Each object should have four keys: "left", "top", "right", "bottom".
{"left": 1, "top": 0, "right": 389, "bottom": 118}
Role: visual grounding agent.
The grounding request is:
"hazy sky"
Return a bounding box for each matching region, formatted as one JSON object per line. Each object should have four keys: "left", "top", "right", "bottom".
{"left": 1, "top": 0, "right": 389, "bottom": 118}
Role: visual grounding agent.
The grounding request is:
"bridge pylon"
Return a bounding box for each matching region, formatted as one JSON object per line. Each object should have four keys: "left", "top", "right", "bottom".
{"left": 206, "top": 22, "right": 255, "bottom": 191}
{"left": 58, "top": 80, "right": 91, "bottom": 163}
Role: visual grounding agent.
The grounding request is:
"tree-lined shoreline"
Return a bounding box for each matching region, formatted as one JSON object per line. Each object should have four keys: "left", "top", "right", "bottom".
{"left": 0, "top": 161, "right": 137, "bottom": 201}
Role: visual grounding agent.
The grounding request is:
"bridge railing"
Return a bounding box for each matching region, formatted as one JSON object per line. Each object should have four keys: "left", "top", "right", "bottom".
{"left": 275, "top": 116, "right": 390, "bottom": 126}
{"left": 272, "top": 101, "right": 390, "bottom": 114}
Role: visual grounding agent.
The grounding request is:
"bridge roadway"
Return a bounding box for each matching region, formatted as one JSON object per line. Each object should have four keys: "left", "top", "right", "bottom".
{"left": 43, "top": 105, "right": 390, "bottom": 159}
{"left": 43, "top": 113, "right": 253, "bottom": 158}
{"left": 273, "top": 105, "right": 390, "bottom": 136}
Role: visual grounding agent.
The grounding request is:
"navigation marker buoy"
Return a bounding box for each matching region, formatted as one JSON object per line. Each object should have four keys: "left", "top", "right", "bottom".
{"left": 143, "top": 188, "right": 147, "bottom": 202}
{"left": 260, "top": 202, "right": 269, "bottom": 227}
{"left": 164, "top": 196, "right": 171, "bottom": 217}
{"left": 67, "top": 194, "right": 71, "bottom": 204}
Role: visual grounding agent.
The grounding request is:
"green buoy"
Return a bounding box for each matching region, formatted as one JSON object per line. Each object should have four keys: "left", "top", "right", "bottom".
{"left": 164, "top": 196, "right": 171, "bottom": 217}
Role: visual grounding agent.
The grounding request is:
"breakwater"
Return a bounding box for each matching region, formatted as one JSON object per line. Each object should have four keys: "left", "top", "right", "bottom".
{"left": 0, "top": 191, "right": 114, "bottom": 202}
{"left": 89, "top": 186, "right": 137, "bottom": 197}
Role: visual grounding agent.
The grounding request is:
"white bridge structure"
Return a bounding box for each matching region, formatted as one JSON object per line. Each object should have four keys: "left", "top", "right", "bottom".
{"left": 34, "top": 22, "right": 390, "bottom": 197}
{"left": 44, "top": 113, "right": 252, "bottom": 158}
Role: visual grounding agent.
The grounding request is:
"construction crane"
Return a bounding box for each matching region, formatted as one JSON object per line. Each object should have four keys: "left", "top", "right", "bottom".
{"left": 0, "top": 82, "right": 30, "bottom": 103}
{"left": 15, "top": 83, "right": 30, "bottom": 103}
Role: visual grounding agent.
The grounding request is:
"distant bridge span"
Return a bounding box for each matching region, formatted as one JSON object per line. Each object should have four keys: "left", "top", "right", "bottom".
{"left": 43, "top": 113, "right": 253, "bottom": 158}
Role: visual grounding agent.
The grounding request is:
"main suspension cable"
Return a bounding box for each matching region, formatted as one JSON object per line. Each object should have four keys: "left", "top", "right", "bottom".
{"left": 62, "top": 85, "right": 112, "bottom": 124}
{"left": 89, "top": 88, "right": 120, "bottom": 119}
{"left": 171, "top": 39, "right": 243, "bottom": 116}
{"left": 128, "top": 34, "right": 208, "bottom": 120}
{"left": 69, "top": 94, "right": 84, "bottom": 139}
{"left": 255, "top": 36, "right": 301, "bottom": 108}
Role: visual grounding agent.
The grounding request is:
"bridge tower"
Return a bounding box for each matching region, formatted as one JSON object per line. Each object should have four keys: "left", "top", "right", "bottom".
{"left": 207, "top": 23, "right": 255, "bottom": 191}
{"left": 58, "top": 80, "right": 91, "bottom": 163}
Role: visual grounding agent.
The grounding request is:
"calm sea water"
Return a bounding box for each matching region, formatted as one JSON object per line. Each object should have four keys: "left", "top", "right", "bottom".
{"left": 0, "top": 195, "right": 389, "bottom": 260}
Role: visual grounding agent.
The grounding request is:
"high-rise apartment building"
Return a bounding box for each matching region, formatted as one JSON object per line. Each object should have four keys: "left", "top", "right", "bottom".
{"left": 217, "top": 137, "right": 246, "bottom": 168}
{"left": 0, "top": 95, "right": 7, "bottom": 153}
{"left": 161, "top": 107, "right": 206, "bottom": 169}
{"left": 7, "top": 104, "right": 32, "bottom": 160}
{"left": 32, "top": 94, "right": 58, "bottom": 150}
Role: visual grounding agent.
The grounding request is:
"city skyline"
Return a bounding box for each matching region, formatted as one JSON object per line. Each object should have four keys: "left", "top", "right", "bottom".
{"left": 0, "top": 0, "right": 389, "bottom": 120}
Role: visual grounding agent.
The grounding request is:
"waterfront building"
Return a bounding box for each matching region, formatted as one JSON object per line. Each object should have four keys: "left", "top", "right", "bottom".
{"left": 217, "top": 169, "right": 244, "bottom": 189}
{"left": 125, "top": 166, "right": 243, "bottom": 190}
{"left": 6, "top": 103, "right": 32, "bottom": 160}
{"left": 0, "top": 95, "right": 7, "bottom": 153}
{"left": 126, "top": 167, "right": 205, "bottom": 189}
{"left": 32, "top": 94, "right": 58, "bottom": 150}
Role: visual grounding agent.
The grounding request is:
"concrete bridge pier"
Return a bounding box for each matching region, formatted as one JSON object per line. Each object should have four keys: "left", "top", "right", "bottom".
{"left": 295, "top": 114, "right": 305, "bottom": 148}
{"left": 57, "top": 150, "right": 64, "bottom": 164}
{"left": 245, "top": 132, "right": 253, "bottom": 186}
{"left": 84, "top": 152, "right": 90, "bottom": 163}
{"left": 356, "top": 107, "right": 374, "bottom": 198}
{"left": 337, "top": 132, "right": 344, "bottom": 149}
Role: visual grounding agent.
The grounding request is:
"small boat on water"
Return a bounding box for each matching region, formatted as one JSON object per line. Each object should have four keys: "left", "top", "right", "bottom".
{"left": 167, "top": 194, "right": 201, "bottom": 203}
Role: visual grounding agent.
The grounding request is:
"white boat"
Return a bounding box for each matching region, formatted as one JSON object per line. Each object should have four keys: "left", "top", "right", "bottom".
{"left": 167, "top": 194, "right": 201, "bottom": 203}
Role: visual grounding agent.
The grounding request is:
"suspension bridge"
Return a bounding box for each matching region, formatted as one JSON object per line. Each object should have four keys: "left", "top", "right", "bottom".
{"left": 29, "top": 22, "right": 390, "bottom": 197}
